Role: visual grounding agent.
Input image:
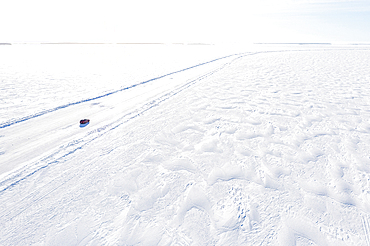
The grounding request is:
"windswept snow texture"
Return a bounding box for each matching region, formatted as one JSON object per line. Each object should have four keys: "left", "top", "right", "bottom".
{"left": 1, "top": 45, "right": 370, "bottom": 245}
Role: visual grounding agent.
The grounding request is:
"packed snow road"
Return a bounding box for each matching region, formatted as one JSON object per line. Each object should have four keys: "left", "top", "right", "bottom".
{"left": 0, "top": 53, "right": 241, "bottom": 180}
{"left": 1, "top": 45, "right": 370, "bottom": 245}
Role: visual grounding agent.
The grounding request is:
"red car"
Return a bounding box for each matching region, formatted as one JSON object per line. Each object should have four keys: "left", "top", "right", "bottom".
{"left": 80, "top": 119, "right": 90, "bottom": 124}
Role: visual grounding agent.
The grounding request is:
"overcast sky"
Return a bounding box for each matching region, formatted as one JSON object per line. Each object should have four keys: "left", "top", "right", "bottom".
{"left": 1, "top": 0, "right": 369, "bottom": 43}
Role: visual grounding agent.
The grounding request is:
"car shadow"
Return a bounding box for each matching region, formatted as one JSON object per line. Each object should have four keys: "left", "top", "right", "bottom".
{"left": 79, "top": 122, "right": 90, "bottom": 128}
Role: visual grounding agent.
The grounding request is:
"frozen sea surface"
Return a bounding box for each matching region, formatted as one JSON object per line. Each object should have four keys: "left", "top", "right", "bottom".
{"left": 1, "top": 44, "right": 370, "bottom": 245}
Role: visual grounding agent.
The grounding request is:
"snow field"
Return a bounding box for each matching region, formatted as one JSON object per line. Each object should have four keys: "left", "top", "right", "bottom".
{"left": 140, "top": 49, "right": 370, "bottom": 245}
{"left": 1, "top": 46, "right": 370, "bottom": 245}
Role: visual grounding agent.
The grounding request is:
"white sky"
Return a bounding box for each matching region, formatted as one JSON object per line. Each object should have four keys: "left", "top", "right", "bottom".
{"left": 1, "top": 0, "right": 369, "bottom": 43}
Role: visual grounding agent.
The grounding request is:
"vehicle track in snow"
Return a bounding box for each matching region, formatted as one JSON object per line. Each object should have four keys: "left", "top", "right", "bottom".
{"left": 0, "top": 53, "right": 244, "bottom": 129}
{"left": 363, "top": 216, "right": 370, "bottom": 246}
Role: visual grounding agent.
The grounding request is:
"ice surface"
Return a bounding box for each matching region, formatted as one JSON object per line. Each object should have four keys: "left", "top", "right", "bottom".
{"left": 1, "top": 44, "right": 370, "bottom": 245}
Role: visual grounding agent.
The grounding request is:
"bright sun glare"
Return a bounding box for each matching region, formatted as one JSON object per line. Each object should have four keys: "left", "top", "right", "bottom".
{"left": 1, "top": 0, "right": 369, "bottom": 43}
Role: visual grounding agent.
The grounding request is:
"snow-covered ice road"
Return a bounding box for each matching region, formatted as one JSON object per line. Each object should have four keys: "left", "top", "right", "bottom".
{"left": 0, "top": 52, "right": 241, "bottom": 177}
{"left": 1, "top": 46, "right": 370, "bottom": 245}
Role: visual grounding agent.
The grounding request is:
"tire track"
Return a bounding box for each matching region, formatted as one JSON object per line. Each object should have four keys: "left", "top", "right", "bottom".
{"left": 363, "top": 215, "right": 370, "bottom": 246}
{"left": 0, "top": 53, "right": 244, "bottom": 129}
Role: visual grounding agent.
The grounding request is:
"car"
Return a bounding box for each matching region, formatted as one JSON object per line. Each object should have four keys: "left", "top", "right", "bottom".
{"left": 80, "top": 119, "right": 90, "bottom": 124}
